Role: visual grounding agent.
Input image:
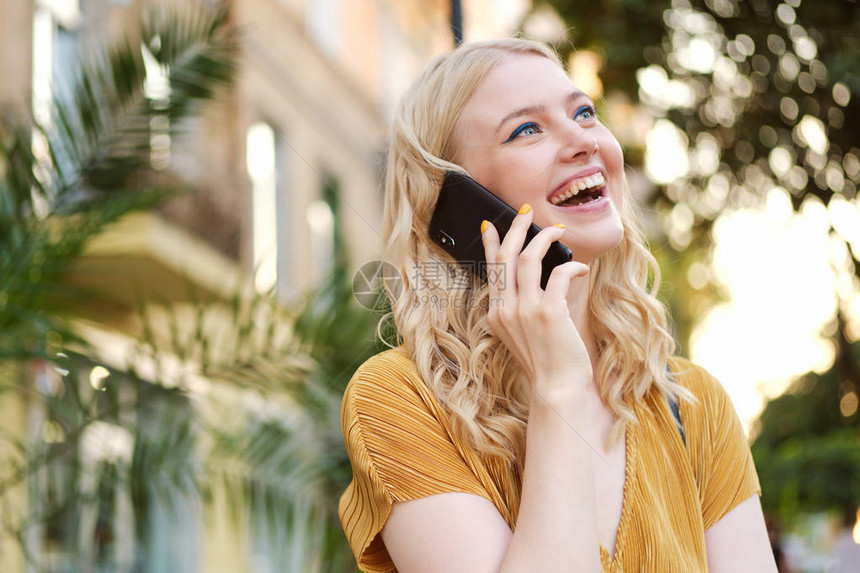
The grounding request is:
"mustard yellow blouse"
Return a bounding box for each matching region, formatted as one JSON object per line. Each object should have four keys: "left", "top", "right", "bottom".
{"left": 338, "top": 347, "right": 761, "bottom": 572}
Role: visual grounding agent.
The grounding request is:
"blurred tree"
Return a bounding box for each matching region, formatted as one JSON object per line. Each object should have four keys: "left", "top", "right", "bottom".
{"left": 751, "top": 324, "right": 860, "bottom": 522}
{"left": 540, "top": 0, "right": 860, "bottom": 528}
{"left": 541, "top": 0, "right": 860, "bottom": 232}
{"left": 6, "top": 273, "right": 385, "bottom": 572}
{"left": 127, "top": 272, "right": 387, "bottom": 573}
{"left": 540, "top": 0, "right": 860, "bottom": 350}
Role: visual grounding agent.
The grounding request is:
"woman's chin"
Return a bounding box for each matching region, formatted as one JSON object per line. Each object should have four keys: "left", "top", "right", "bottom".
{"left": 559, "top": 225, "right": 624, "bottom": 263}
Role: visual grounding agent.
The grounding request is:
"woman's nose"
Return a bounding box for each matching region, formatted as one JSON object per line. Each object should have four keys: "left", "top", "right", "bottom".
{"left": 557, "top": 123, "right": 596, "bottom": 162}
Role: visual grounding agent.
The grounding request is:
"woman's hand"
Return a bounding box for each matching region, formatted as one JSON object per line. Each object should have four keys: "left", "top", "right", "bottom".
{"left": 481, "top": 204, "right": 592, "bottom": 400}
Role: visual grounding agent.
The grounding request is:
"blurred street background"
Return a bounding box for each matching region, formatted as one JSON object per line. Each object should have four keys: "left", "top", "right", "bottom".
{"left": 0, "top": 0, "right": 858, "bottom": 571}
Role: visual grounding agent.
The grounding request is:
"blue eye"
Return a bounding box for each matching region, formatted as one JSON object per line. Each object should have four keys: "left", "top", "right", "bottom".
{"left": 503, "top": 122, "right": 540, "bottom": 143}
{"left": 574, "top": 105, "right": 597, "bottom": 121}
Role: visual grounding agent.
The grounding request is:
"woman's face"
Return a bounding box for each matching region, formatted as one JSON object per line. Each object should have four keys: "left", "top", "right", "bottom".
{"left": 452, "top": 53, "right": 625, "bottom": 264}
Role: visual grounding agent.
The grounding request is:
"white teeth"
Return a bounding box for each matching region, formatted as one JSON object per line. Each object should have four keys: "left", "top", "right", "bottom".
{"left": 551, "top": 173, "right": 606, "bottom": 205}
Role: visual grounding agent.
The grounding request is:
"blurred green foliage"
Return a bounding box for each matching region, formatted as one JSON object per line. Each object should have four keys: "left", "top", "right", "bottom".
{"left": 0, "top": 0, "right": 237, "bottom": 362}
{"left": 752, "top": 338, "right": 860, "bottom": 522}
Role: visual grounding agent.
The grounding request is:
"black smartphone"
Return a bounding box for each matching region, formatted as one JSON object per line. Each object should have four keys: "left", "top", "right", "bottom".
{"left": 428, "top": 170, "right": 572, "bottom": 290}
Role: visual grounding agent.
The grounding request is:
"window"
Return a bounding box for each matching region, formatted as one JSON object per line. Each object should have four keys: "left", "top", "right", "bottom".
{"left": 306, "top": 174, "right": 346, "bottom": 284}
{"left": 32, "top": 0, "right": 83, "bottom": 214}
{"left": 247, "top": 121, "right": 293, "bottom": 297}
{"left": 305, "top": 198, "right": 334, "bottom": 284}
{"left": 247, "top": 122, "right": 279, "bottom": 293}
{"left": 142, "top": 42, "right": 171, "bottom": 170}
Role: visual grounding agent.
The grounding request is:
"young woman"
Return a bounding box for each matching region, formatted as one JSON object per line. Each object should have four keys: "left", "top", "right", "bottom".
{"left": 338, "top": 38, "right": 777, "bottom": 572}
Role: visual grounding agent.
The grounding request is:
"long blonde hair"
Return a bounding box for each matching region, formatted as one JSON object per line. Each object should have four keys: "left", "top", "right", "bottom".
{"left": 381, "top": 38, "right": 690, "bottom": 474}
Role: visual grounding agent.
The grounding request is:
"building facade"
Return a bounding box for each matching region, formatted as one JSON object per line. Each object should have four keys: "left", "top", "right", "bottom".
{"left": 0, "top": 0, "right": 531, "bottom": 571}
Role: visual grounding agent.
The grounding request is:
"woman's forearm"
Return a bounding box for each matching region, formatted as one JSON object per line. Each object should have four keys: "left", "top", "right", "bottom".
{"left": 499, "top": 384, "right": 602, "bottom": 573}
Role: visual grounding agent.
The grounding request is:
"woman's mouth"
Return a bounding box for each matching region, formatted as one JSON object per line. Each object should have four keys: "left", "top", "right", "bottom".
{"left": 549, "top": 172, "right": 606, "bottom": 207}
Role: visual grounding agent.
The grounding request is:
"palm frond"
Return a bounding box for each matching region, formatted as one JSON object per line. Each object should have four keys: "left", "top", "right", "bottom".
{"left": 0, "top": 2, "right": 391, "bottom": 569}
{"left": 0, "top": 0, "right": 237, "bottom": 364}
{"left": 125, "top": 269, "right": 382, "bottom": 571}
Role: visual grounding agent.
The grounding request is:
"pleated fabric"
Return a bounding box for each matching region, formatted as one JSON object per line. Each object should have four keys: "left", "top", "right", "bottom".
{"left": 338, "top": 347, "right": 761, "bottom": 573}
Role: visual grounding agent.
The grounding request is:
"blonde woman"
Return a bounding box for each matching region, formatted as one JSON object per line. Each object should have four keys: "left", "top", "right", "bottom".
{"left": 338, "top": 38, "right": 776, "bottom": 573}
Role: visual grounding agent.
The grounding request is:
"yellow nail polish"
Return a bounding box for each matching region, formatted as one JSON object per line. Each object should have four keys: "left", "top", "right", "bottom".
{"left": 518, "top": 203, "right": 532, "bottom": 215}
{"left": 480, "top": 220, "right": 489, "bottom": 234}
{"left": 553, "top": 223, "right": 565, "bottom": 229}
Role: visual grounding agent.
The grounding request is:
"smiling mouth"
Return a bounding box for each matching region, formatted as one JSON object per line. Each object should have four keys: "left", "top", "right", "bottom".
{"left": 550, "top": 172, "right": 606, "bottom": 207}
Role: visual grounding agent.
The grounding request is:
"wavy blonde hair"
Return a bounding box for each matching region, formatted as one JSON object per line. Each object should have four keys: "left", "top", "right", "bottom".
{"left": 381, "top": 38, "right": 691, "bottom": 473}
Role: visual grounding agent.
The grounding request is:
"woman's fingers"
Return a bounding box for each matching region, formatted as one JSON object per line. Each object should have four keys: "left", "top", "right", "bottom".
{"left": 543, "top": 260, "right": 590, "bottom": 301}
{"left": 494, "top": 203, "right": 534, "bottom": 301}
{"left": 517, "top": 223, "right": 567, "bottom": 305}
{"left": 478, "top": 207, "right": 591, "bottom": 387}
{"left": 484, "top": 206, "right": 576, "bottom": 312}
{"left": 480, "top": 219, "right": 501, "bottom": 301}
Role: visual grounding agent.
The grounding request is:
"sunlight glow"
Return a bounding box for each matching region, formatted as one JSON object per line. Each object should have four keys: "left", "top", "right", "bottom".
{"left": 569, "top": 50, "right": 603, "bottom": 98}
{"left": 678, "top": 37, "right": 717, "bottom": 73}
{"left": 89, "top": 365, "right": 110, "bottom": 391}
{"left": 853, "top": 509, "right": 860, "bottom": 544}
{"left": 82, "top": 421, "right": 134, "bottom": 463}
{"left": 691, "top": 189, "right": 840, "bottom": 432}
{"left": 637, "top": 65, "right": 696, "bottom": 109}
{"left": 645, "top": 120, "right": 689, "bottom": 184}
{"left": 828, "top": 195, "right": 860, "bottom": 245}
{"left": 796, "top": 115, "right": 828, "bottom": 155}
{"left": 769, "top": 147, "right": 794, "bottom": 179}
{"left": 142, "top": 43, "right": 170, "bottom": 101}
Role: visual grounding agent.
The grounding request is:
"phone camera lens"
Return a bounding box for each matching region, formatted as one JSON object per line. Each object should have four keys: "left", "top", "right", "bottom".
{"left": 434, "top": 231, "right": 455, "bottom": 250}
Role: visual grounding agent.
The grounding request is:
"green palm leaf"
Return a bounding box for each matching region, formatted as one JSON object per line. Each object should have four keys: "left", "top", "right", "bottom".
{"left": 0, "top": 0, "right": 237, "bottom": 362}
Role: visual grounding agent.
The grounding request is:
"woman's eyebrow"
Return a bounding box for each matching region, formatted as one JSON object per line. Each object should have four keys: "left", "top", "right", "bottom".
{"left": 494, "top": 89, "right": 589, "bottom": 136}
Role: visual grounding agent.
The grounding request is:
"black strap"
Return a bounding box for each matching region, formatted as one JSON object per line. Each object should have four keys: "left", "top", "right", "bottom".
{"left": 665, "top": 364, "right": 686, "bottom": 447}
{"left": 666, "top": 392, "right": 686, "bottom": 447}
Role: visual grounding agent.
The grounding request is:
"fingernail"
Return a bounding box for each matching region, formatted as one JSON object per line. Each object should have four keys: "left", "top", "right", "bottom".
{"left": 553, "top": 223, "right": 565, "bottom": 228}
{"left": 518, "top": 203, "right": 532, "bottom": 215}
{"left": 480, "top": 220, "right": 489, "bottom": 234}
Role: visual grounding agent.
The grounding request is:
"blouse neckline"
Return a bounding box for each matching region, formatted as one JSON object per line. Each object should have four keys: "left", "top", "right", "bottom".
{"left": 599, "top": 421, "right": 638, "bottom": 572}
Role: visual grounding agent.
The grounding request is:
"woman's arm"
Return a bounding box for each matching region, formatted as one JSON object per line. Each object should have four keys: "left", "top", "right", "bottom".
{"left": 705, "top": 494, "right": 778, "bottom": 572}
{"left": 382, "top": 384, "right": 600, "bottom": 573}
{"left": 381, "top": 211, "right": 602, "bottom": 573}
{"left": 501, "top": 385, "right": 602, "bottom": 572}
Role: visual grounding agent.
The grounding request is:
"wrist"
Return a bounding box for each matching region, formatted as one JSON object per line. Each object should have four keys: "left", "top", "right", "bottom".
{"left": 527, "top": 380, "right": 590, "bottom": 412}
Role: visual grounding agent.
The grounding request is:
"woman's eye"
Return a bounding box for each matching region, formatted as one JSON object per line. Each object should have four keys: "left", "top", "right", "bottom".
{"left": 574, "top": 105, "right": 597, "bottom": 121}
{"left": 504, "top": 122, "right": 540, "bottom": 142}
